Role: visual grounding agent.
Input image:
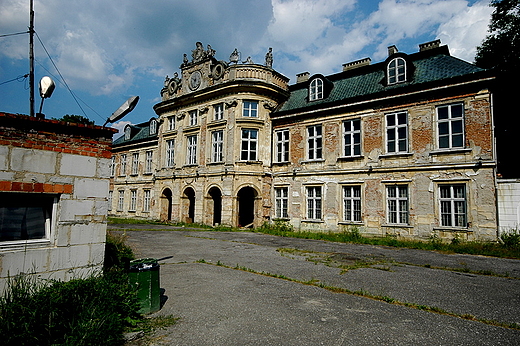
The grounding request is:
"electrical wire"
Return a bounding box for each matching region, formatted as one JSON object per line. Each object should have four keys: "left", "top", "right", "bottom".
{"left": 0, "top": 74, "right": 29, "bottom": 86}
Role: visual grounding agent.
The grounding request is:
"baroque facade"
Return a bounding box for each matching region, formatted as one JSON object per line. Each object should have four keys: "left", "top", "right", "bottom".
{"left": 111, "top": 40, "right": 499, "bottom": 241}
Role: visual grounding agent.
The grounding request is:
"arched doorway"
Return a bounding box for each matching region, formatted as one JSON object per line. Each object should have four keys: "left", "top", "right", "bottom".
{"left": 208, "top": 186, "right": 222, "bottom": 225}
{"left": 183, "top": 187, "right": 196, "bottom": 223}
{"left": 160, "top": 188, "right": 172, "bottom": 221}
{"left": 237, "top": 186, "right": 256, "bottom": 227}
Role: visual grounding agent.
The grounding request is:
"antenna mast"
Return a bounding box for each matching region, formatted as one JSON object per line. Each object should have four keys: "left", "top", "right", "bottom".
{"left": 29, "top": 0, "right": 35, "bottom": 117}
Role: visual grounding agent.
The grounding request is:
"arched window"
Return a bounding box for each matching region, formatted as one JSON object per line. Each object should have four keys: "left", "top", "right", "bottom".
{"left": 149, "top": 118, "right": 157, "bottom": 135}
{"left": 124, "top": 126, "right": 131, "bottom": 140}
{"left": 309, "top": 78, "right": 324, "bottom": 101}
{"left": 387, "top": 57, "right": 406, "bottom": 84}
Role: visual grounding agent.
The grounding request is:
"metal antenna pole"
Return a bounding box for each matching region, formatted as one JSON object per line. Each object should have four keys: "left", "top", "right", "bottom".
{"left": 29, "top": 0, "right": 35, "bottom": 117}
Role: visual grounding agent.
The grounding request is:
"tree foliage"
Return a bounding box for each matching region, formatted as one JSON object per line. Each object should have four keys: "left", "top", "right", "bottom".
{"left": 475, "top": 0, "right": 520, "bottom": 73}
{"left": 53, "top": 114, "right": 95, "bottom": 125}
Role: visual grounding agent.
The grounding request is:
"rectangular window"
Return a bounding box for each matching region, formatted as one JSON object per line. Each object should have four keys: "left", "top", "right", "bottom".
{"left": 439, "top": 184, "right": 467, "bottom": 227}
{"left": 307, "top": 125, "right": 322, "bottom": 160}
{"left": 166, "top": 139, "right": 175, "bottom": 167}
{"left": 274, "top": 187, "right": 289, "bottom": 219}
{"left": 0, "top": 193, "right": 56, "bottom": 242}
{"left": 145, "top": 150, "right": 153, "bottom": 174}
{"left": 343, "top": 119, "right": 361, "bottom": 157}
{"left": 143, "top": 189, "right": 151, "bottom": 212}
{"left": 306, "top": 186, "right": 322, "bottom": 220}
{"left": 386, "top": 112, "right": 408, "bottom": 153}
{"left": 241, "top": 129, "right": 258, "bottom": 161}
{"left": 187, "top": 135, "right": 198, "bottom": 165}
{"left": 387, "top": 185, "right": 409, "bottom": 224}
{"left": 168, "top": 116, "right": 175, "bottom": 131}
{"left": 243, "top": 100, "right": 258, "bottom": 117}
{"left": 120, "top": 154, "right": 127, "bottom": 176}
{"left": 130, "top": 190, "right": 137, "bottom": 211}
{"left": 212, "top": 130, "right": 224, "bottom": 163}
{"left": 437, "top": 103, "right": 464, "bottom": 149}
{"left": 214, "top": 103, "right": 224, "bottom": 120}
{"left": 131, "top": 152, "right": 139, "bottom": 175}
{"left": 189, "top": 110, "right": 198, "bottom": 126}
{"left": 110, "top": 156, "right": 115, "bottom": 177}
{"left": 108, "top": 190, "right": 113, "bottom": 211}
{"left": 343, "top": 186, "right": 362, "bottom": 222}
{"left": 118, "top": 190, "right": 124, "bottom": 211}
{"left": 275, "top": 130, "right": 289, "bottom": 162}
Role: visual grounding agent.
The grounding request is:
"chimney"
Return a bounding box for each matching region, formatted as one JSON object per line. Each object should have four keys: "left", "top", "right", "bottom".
{"left": 419, "top": 39, "right": 441, "bottom": 52}
{"left": 342, "top": 57, "right": 371, "bottom": 72}
{"left": 296, "top": 72, "right": 310, "bottom": 83}
{"left": 388, "top": 45, "right": 398, "bottom": 56}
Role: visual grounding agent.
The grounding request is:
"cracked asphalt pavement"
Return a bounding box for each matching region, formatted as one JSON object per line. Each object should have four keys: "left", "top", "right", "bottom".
{"left": 109, "top": 224, "right": 520, "bottom": 345}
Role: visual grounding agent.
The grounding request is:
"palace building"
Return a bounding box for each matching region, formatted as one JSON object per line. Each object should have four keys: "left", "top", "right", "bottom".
{"left": 111, "top": 40, "right": 500, "bottom": 241}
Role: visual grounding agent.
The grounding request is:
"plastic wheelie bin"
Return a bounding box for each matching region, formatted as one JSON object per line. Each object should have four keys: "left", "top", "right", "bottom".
{"left": 128, "top": 258, "right": 160, "bottom": 314}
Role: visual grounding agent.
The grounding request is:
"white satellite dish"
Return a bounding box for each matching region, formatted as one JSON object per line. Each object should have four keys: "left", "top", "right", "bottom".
{"left": 37, "top": 76, "right": 55, "bottom": 116}
{"left": 104, "top": 96, "right": 139, "bottom": 126}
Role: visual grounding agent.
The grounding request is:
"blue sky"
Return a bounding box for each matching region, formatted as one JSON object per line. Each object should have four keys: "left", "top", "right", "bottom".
{"left": 0, "top": 0, "right": 493, "bottom": 135}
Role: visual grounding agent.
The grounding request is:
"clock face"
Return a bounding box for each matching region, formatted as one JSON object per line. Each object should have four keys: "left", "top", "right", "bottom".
{"left": 189, "top": 70, "right": 202, "bottom": 90}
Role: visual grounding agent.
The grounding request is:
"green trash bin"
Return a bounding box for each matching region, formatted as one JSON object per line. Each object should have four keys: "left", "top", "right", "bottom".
{"left": 128, "top": 258, "right": 160, "bottom": 314}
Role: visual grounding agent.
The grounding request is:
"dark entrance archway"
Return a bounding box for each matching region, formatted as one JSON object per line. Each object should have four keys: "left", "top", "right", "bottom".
{"left": 237, "top": 186, "right": 256, "bottom": 227}
{"left": 183, "top": 187, "right": 196, "bottom": 223}
{"left": 161, "top": 188, "right": 172, "bottom": 221}
{"left": 208, "top": 187, "right": 222, "bottom": 225}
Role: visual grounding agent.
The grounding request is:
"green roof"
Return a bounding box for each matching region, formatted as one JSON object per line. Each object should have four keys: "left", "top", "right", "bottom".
{"left": 276, "top": 47, "right": 488, "bottom": 114}
{"left": 113, "top": 120, "right": 157, "bottom": 146}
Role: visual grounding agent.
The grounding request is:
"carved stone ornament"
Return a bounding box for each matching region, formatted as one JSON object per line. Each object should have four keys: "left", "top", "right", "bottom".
{"left": 211, "top": 62, "right": 226, "bottom": 80}
{"left": 263, "top": 101, "right": 277, "bottom": 111}
{"left": 225, "top": 98, "right": 238, "bottom": 108}
{"left": 167, "top": 73, "right": 181, "bottom": 95}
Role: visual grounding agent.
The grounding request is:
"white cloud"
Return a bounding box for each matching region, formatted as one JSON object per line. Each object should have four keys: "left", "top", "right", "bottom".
{"left": 111, "top": 120, "right": 132, "bottom": 138}
{"left": 437, "top": 0, "right": 492, "bottom": 62}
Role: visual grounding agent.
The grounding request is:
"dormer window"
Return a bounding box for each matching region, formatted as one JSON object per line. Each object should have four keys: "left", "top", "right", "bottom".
{"left": 388, "top": 57, "right": 406, "bottom": 84}
{"left": 124, "top": 126, "right": 131, "bottom": 140}
{"left": 149, "top": 118, "right": 157, "bottom": 135}
{"left": 309, "top": 78, "right": 324, "bottom": 101}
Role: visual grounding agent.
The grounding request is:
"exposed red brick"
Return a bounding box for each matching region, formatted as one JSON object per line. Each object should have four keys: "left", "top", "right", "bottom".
{"left": 0, "top": 181, "right": 11, "bottom": 191}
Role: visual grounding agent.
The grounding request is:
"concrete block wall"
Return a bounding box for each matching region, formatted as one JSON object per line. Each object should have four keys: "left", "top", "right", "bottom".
{"left": 0, "top": 113, "right": 116, "bottom": 292}
{"left": 497, "top": 179, "right": 520, "bottom": 232}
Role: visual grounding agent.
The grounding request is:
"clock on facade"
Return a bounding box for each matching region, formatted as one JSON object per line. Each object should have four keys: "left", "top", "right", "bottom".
{"left": 189, "top": 70, "right": 202, "bottom": 90}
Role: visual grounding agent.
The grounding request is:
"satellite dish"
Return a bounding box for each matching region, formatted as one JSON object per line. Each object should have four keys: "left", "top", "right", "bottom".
{"left": 39, "top": 76, "right": 55, "bottom": 98}
{"left": 103, "top": 96, "right": 139, "bottom": 126}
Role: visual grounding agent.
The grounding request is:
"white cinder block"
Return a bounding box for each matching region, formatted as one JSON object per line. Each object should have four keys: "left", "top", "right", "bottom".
{"left": 74, "top": 178, "right": 109, "bottom": 199}
{"left": 59, "top": 199, "right": 94, "bottom": 221}
{"left": 60, "top": 154, "right": 97, "bottom": 177}
{"left": 0, "top": 146, "right": 8, "bottom": 170}
{"left": 97, "top": 157, "right": 111, "bottom": 179}
{"left": 11, "top": 148, "right": 57, "bottom": 174}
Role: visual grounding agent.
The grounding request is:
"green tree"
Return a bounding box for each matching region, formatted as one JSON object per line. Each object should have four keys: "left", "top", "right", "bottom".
{"left": 475, "top": 0, "right": 520, "bottom": 179}
{"left": 475, "top": 0, "right": 520, "bottom": 72}
{"left": 53, "top": 114, "right": 95, "bottom": 125}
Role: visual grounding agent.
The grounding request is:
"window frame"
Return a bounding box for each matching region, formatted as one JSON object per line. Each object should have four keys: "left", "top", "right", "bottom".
{"left": 117, "top": 190, "right": 125, "bottom": 211}
{"left": 386, "top": 111, "right": 408, "bottom": 154}
{"left": 387, "top": 57, "right": 407, "bottom": 85}
{"left": 0, "top": 192, "right": 57, "bottom": 244}
{"left": 189, "top": 110, "right": 198, "bottom": 126}
{"left": 343, "top": 119, "right": 362, "bottom": 157}
{"left": 386, "top": 184, "right": 409, "bottom": 225}
{"left": 309, "top": 78, "right": 324, "bottom": 101}
{"left": 343, "top": 185, "right": 362, "bottom": 223}
{"left": 131, "top": 152, "right": 139, "bottom": 175}
{"left": 165, "top": 139, "right": 175, "bottom": 168}
{"left": 275, "top": 129, "right": 290, "bottom": 163}
{"left": 439, "top": 184, "right": 467, "bottom": 228}
{"left": 214, "top": 103, "right": 224, "bottom": 121}
{"left": 274, "top": 186, "right": 289, "bottom": 219}
{"left": 242, "top": 100, "right": 258, "bottom": 118}
{"left": 187, "top": 135, "right": 198, "bottom": 165}
{"left": 143, "top": 189, "right": 151, "bottom": 213}
{"left": 211, "top": 130, "right": 224, "bottom": 163}
{"left": 145, "top": 150, "right": 153, "bottom": 174}
{"left": 307, "top": 125, "right": 323, "bottom": 160}
{"left": 130, "top": 189, "right": 137, "bottom": 212}
{"left": 119, "top": 154, "right": 127, "bottom": 176}
{"left": 306, "top": 186, "right": 323, "bottom": 220}
{"left": 149, "top": 119, "right": 157, "bottom": 135}
{"left": 168, "top": 116, "right": 176, "bottom": 131}
{"left": 437, "top": 103, "right": 465, "bottom": 150}
{"left": 240, "top": 128, "right": 258, "bottom": 161}
{"left": 110, "top": 156, "right": 115, "bottom": 177}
